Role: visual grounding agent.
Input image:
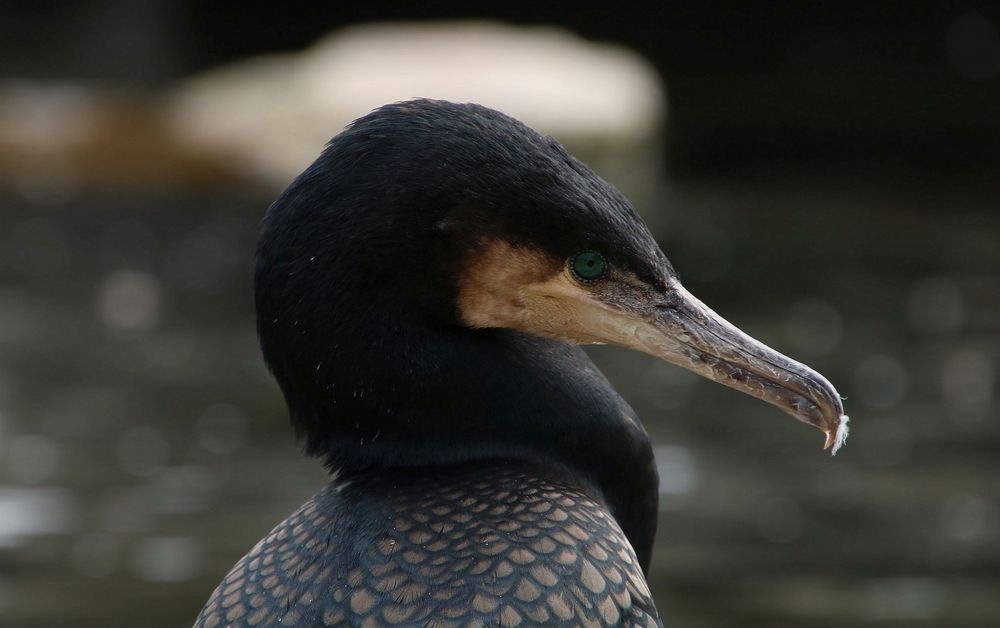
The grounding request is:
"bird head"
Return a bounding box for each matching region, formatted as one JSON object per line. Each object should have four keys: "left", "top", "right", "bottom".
{"left": 256, "top": 99, "right": 848, "bottom": 459}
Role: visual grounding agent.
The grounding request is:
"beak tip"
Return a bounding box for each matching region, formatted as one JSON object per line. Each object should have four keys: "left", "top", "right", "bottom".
{"left": 823, "top": 414, "right": 850, "bottom": 455}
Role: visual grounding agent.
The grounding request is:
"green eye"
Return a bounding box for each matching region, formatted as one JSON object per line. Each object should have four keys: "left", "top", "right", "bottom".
{"left": 571, "top": 250, "right": 607, "bottom": 281}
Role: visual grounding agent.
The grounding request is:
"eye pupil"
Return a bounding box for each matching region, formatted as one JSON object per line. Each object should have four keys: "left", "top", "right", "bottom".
{"left": 572, "top": 251, "right": 606, "bottom": 281}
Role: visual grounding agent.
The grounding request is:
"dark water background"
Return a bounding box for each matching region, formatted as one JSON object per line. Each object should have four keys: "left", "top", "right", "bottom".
{"left": 2, "top": 3, "right": 999, "bottom": 626}
{"left": 2, "top": 172, "right": 998, "bottom": 627}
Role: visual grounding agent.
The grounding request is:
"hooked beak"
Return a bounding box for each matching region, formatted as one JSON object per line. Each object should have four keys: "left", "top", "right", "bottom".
{"left": 639, "top": 280, "right": 848, "bottom": 453}
{"left": 525, "top": 276, "right": 849, "bottom": 454}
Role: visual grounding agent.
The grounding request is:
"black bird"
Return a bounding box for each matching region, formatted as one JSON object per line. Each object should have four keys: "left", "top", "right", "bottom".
{"left": 194, "top": 100, "right": 848, "bottom": 627}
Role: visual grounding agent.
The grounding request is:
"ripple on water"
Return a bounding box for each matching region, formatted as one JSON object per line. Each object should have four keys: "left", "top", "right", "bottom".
{"left": 852, "top": 354, "right": 909, "bottom": 409}
{"left": 116, "top": 426, "right": 168, "bottom": 477}
{"left": 941, "top": 347, "right": 995, "bottom": 425}
{"left": 148, "top": 466, "right": 217, "bottom": 514}
{"left": 163, "top": 223, "right": 241, "bottom": 290}
{"left": 6, "top": 434, "right": 60, "bottom": 484}
{"left": 907, "top": 276, "right": 964, "bottom": 334}
{"left": 754, "top": 495, "right": 804, "bottom": 544}
{"left": 785, "top": 298, "right": 844, "bottom": 356}
{"left": 97, "top": 486, "right": 153, "bottom": 533}
{"left": 9, "top": 216, "right": 70, "bottom": 277}
{"left": 941, "top": 493, "right": 998, "bottom": 545}
{"left": 196, "top": 402, "right": 247, "bottom": 455}
{"left": 132, "top": 537, "right": 201, "bottom": 582}
{"left": 857, "top": 416, "right": 914, "bottom": 468}
{"left": 641, "top": 364, "right": 696, "bottom": 411}
{"left": 0, "top": 487, "right": 74, "bottom": 548}
{"left": 74, "top": 532, "right": 120, "bottom": 578}
{"left": 858, "top": 577, "right": 947, "bottom": 621}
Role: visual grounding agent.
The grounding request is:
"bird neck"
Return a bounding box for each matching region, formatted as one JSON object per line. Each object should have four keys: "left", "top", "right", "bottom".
{"left": 263, "top": 301, "right": 659, "bottom": 569}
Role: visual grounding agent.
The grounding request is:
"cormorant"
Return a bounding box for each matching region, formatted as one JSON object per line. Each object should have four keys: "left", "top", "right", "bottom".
{"left": 194, "top": 99, "right": 848, "bottom": 627}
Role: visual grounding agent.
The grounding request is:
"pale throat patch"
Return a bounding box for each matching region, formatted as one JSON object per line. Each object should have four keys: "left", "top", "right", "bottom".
{"left": 456, "top": 239, "right": 610, "bottom": 343}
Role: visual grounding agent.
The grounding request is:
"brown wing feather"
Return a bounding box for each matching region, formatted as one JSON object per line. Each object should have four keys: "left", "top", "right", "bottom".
{"left": 194, "top": 464, "right": 661, "bottom": 627}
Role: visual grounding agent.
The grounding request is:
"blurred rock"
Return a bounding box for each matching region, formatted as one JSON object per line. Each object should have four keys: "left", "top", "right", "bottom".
{"left": 0, "top": 83, "right": 228, "bottom": 192}
{"left": 0, "top": 23, "right": 665, "bottom": 198}
{"left": 168, "top": 21, "right": 666, "bottom": 196}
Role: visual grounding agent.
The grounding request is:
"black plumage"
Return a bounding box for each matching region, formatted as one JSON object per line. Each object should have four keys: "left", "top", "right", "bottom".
{"left": 196, "top": 100, "right": 662, "bottom": 626}
{"left": 195, "top": 98, "right": 848, "bottom": 627}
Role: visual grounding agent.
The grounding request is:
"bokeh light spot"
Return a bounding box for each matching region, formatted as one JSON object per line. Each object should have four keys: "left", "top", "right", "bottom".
{"left": 859, "top": 578, "right": 947, "bottom": 620}
{"left": 941, "top": 493, "right": 998, "bottom": 544}
{"left": 132, "top": 537, "right": 201, "bottom": 582}
{"left": 654, "top": 445, "right": 698, "bottom": 497}
{"left": 96, "top": 269, "right": 163, "bottom": 331}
